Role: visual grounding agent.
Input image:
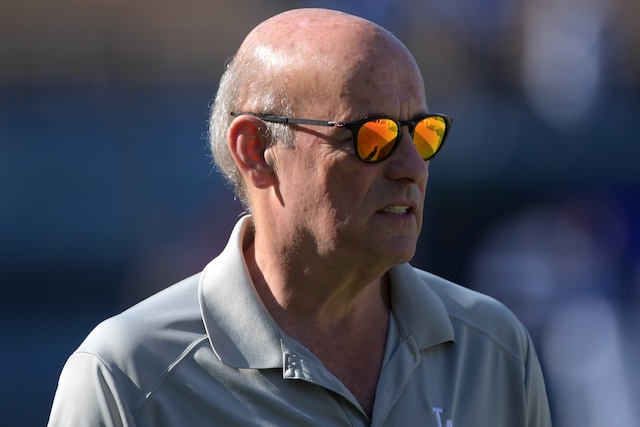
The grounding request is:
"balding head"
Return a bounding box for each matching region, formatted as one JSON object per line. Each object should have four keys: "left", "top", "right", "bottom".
{"left": 209, "top": 8, "right": 425, "bottom": 208}
{"left": 235, "top": 9, "right": 421, "bottom": 114}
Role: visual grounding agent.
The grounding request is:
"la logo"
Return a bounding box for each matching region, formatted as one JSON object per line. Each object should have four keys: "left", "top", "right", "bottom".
{"left": 432, "top": 407, "right": 454, "bottom": 427}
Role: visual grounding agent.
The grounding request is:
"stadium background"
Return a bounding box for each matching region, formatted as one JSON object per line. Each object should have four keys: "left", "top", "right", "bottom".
{"left": 2, "top": 0, "right": 639, "bottom": 425}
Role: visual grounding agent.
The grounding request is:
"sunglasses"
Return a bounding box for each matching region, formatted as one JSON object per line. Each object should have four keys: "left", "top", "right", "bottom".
{"left": 230, "top": 112, "right": 452, "bottom": 163}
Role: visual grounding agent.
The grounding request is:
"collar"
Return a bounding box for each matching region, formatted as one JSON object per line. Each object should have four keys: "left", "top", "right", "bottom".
{"left": 199, "top": 215, "right": 283, "bottom": 369}
{"left": 199, "top": 215, "right": 455, "bottom": 369}
{"left": 388, "top": 264, "right": 455, "bottom": 350}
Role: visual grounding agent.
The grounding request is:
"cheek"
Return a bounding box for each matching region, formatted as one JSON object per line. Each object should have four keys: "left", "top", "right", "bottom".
{"left": 278, "top": 161, "right": 336, "bottom": 222}
{"left": 278, "top": 141, "right": 375, "bottom": 220}
{"left": 325, "top": 167, "right": 377, "bottom": 217}
{"left": 326, "top": 156, "right": 361, "bottom": 185}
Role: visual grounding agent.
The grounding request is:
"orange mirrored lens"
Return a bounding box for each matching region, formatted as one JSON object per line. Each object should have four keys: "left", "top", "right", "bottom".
{"left": 414, "top": 116, "right": 446, "bottom": 159}
{"left": 356, "top": 119, "right": 399, "bottom": 162}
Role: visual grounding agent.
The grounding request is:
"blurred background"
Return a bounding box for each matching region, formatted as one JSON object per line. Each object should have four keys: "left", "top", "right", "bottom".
{"left": 1, "top": 0, "right": 639, "bottom": 425}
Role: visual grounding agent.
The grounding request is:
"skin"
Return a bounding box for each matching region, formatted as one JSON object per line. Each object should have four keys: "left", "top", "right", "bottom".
{"left": 227, "top": 9, "right": 430, "bottom": 417}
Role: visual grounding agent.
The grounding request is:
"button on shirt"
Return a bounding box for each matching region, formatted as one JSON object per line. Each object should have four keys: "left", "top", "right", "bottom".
{"left": 48, "top": 215, "right": 552, "bottom": 426}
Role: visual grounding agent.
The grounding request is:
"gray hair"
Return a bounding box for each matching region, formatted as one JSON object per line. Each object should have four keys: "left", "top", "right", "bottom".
{"left": 208, "top": 54, "right": 294, "bottom": 209}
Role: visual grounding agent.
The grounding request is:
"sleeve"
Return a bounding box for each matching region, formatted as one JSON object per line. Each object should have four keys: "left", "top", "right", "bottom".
{"left": 48, "top": 352, "right": 137, "bottom": 427}
{"left": 523, "top": 331, "right": 553, "bottom": 427}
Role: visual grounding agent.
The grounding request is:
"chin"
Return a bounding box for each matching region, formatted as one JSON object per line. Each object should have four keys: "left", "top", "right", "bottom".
{"left": 381, "top": 239, "right": 417, "bottom": 265}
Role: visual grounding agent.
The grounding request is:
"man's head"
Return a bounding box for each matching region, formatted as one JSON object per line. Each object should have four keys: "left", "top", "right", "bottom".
{"left": 209, "top": 9, "right": 430, "bottom": 205}
{"left": 209, "top": 9, "right": 449, "bottom": 270}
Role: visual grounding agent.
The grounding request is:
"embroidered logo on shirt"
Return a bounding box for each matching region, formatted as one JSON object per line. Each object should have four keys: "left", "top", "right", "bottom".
{"left": 432, "top": 407, "right": 454, "bottom": 427}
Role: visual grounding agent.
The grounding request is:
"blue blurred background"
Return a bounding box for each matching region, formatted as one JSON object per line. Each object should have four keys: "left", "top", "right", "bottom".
{"left": 2, "top": 0, "right": 639, "bottom": 425}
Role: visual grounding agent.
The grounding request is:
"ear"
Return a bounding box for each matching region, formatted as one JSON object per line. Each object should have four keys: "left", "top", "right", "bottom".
{"left": 227, "top": 115, "right": 276, "bottom": 189}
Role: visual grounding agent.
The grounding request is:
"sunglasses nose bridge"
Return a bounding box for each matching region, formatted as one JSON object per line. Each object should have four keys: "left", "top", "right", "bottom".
{"left": 395, "top": 123, "right": 418, "bottom": 160}
{"left": 395, "top": 119, "right": 413, "bottom": 144}
{"left": 398, "top": 122, "right": 418, "bottom": 150}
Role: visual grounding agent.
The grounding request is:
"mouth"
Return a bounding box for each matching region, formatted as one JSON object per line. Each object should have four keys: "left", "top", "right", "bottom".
{"left": 382, "top": 205, "right": 411, "bottom": 215}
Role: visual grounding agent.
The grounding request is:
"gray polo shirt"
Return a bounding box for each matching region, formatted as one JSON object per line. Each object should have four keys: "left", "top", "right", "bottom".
{"left": 49, "top": 216, "right": 551, "bottom": 426}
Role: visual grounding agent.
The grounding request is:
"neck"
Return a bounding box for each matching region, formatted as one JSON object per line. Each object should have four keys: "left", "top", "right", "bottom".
{"left": 245, "top": 234, "right": 391, "bottom": 418}
{"left": 245, "top": 237, "right": 391, "bottom": 343}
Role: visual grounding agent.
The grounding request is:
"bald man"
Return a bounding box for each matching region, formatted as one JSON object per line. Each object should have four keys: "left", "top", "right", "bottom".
{"left": 49, "top": 9, "right": 551, "bottom": 426}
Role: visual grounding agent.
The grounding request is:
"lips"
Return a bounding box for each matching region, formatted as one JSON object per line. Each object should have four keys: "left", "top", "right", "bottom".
{"left": 383, "top": 205, "right": 411, "bottom": 215}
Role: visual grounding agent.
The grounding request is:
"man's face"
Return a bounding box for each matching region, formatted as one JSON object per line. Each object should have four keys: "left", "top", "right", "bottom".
{"left": 268, "top": 43, "right": 429, "bottom": 274}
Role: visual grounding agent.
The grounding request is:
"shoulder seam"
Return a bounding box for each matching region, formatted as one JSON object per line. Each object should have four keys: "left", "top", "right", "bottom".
{"left": 132, "top": 334, "right": 210, "bottom": 416}
{"left": 449, "top": 314, "right": 524, "bottom": 365}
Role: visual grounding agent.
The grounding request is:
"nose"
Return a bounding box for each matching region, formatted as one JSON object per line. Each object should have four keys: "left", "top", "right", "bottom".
{"left": 384, "top": 128, "right": 429, "bottom": 184}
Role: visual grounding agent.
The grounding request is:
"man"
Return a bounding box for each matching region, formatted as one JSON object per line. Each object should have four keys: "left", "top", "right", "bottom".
{"left": 49, "top": 8, "right": 552, "bottom": 426}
